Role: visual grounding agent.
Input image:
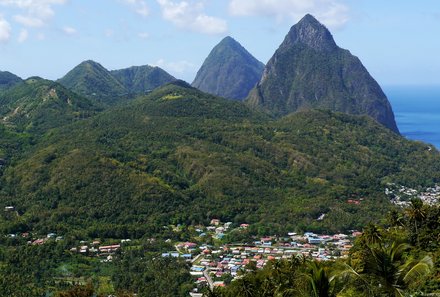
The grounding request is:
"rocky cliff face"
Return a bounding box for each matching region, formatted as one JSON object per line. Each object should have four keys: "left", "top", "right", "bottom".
{"left": 247, "top": 14, "right": 399, "bottom": 133}
{"left": 192, "top": 36, "right": 264, "bottom": 101}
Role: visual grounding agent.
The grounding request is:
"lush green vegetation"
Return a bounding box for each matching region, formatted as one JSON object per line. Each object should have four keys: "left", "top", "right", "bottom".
{"left": 0, "top": 71, "right": 22, "bottom": 90}
{"left": 110, "top": 65, "right": 175, "bottom": 95}
{"left": 0, "top": 238, "right": 193, "bottom": 297}
{"left": 1, "top": 82, "right": 439, "bottom": 240}
{"left": 58, "top": 60, "right": 175, "bottom": 106}
{"left": 57, "top": 60, "right": 130, "bottom": 105}
{"left": 0, "top": 70, "right": 438, "bottom": 296}
{"left": 0, "top": 200, "right": 437, "bottom": 296}
{"left": 0, "top": 77, "right": 100, "bottom": 134}
{"left": 1, "top": 16, "right": 439, "bottom": 296}
{"left": 192, "top": 36, "right": 264, "bottom": 100}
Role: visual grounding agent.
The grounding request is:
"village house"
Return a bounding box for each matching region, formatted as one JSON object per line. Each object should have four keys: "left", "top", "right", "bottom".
{"left": 210, "top": 219, "right": 221, "bottom": 226}
{"left": 98, "top": 244, "right": 120, "bottom": 253}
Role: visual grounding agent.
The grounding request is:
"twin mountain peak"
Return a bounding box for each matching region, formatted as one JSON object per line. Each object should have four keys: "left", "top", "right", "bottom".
{"left": 58, "top": 60, "right": 176, "bottom": 105}
{"left": 1, "top": 14, "right": 398, "bottom": 133}
{"left": 193, "top": 14, "right": 399, "bottom": 133}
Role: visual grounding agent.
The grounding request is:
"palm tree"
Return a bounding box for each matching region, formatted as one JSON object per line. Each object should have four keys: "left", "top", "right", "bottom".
{"left": 361, "top": 242, "right": 433, "bottom": 296}
{"left": 271, "top": 257, "right": 304, "bottom": 297}
{"left": 204, "top": 286, "right": 223, "bottom": 297}
{"left": 300, "top": 261, "right": 360, "bottom": 297}
{"left": 387, "top": 209, "right": 404, "bottom": 228}
{"left": 405, "top": 198, "right": 427, "bottom": 246}
{"left": 361, "top": 223, "right": 383, "bottom": 246}
{"left": 305, "top": 261, "right": 334, "bottom": 297}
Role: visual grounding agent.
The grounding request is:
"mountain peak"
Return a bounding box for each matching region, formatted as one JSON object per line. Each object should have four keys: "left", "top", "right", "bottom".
{"left": 298, "top": 14, "right": 321, "bottom": 25}
{"left": 220, "top": 35, "right": 235, "bottom": 43}
{"left": 283, "top": 13, "right": 337, "bottom": 52}
{"left": 58, "top": 60, "right": 127, "bottom": 104}
{"left": 82, "top": 59, "right": 99, "bottom": 65}
{"left": 246, "top": 14, "right": 399, "bottom": 133}
{"left": 110, "top": 64, "right": 175, "bottom": 94}
{"left": 78, "top": 60, "right": 105, "bottom": 69}
{"left": 0, "top": 71, "right": 22, "bottom": 89}
{"left": 218, "top": 36, "right": 239, "bottom": 47}
{"left": 192, "top": 36, "right": 264, "bottom": 100}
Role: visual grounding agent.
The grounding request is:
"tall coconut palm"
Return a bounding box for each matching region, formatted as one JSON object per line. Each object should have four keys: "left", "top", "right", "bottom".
{"left": 298, "top": 261, "right": 360, "bottom": 297}
{"left": 271, "top": 257, "right": 304, "bottom": 297}
{"left": 405, "top": 198, "right": 426, "bottom": 245}
{"left": 204, "top": 286, "right": 223, "bottom": 297}
{"left": 361, "top": 223, "right": 383, "bottom": 246}
{"left": 361, "top": 242, "right": 433, "bottom": 296}
{"left": 305, "top": 261, "right": 334, "bottom": 297}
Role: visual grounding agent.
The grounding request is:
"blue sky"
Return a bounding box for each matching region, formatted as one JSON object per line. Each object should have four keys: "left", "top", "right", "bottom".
{"left": 0, "top": 0, "right": 439, "bottom": 86}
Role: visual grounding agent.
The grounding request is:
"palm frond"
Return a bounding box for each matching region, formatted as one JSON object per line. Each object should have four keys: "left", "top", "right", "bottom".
{"left": 402, "top": 255, "right": 433, "bottom": 286}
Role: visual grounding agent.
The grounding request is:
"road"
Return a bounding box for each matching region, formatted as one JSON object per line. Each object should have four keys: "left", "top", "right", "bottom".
{"left": 203, "top": 268, "right": 214, "bottom": 290}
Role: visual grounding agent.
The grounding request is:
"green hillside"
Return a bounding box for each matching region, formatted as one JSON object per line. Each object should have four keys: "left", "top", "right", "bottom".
{"left": 58, "top": 60, "right": 128, "bottom": 105}
{"left": 0, "top": 71, "right": 22, "bottom": 90}
{"left": 110, "top": 65, "right": 176, "bottom": 94}
{"left": 0, "top": 77, "right": 100, "bottom": 134}
{"left": 1, "top": 82, "right": 439, "bottom": 238}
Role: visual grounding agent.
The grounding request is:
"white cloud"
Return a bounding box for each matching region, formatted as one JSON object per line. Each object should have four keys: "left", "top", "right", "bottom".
{"left": 0, "top": 0, "right": 67, "bottom": 28}
{"left": 228, "top": 0, "right": 349, "bottom": 29}
{"left": 13, "top": 14, "right": 44, "bottom": 27}
{"left": 0, "top": 15, "right": 11, "bottom": 42}
{"left": 154, "top": 58, "right": 196, "bottom": 74}
{"left": 121, "top": 0, "right": 149, "bottom": 17}
{"left": 138, "top": 32, "right": 149, "bottom": 39}
{"left": 17, "top": 28, "right": 28, "bottom": 42}
{"left": 36, "top": 32, "right": 45, "bottom": 40}
{"left": 63, "top": 26, "right": 77, "bottom": 35}
{"left": 157, "top": 0, "right": 228, "bottom": 35}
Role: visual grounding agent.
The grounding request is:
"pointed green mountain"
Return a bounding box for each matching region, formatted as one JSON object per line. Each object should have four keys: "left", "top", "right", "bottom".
{"left": 0, "top": 71, "right": 22, "bottom": 90}
{"left": 0, "top": 77, "right": 100, "bottom": 133}
{"left": 247, "top": 14, "right": 399, "bottom": 133}
{"left": 58, "top": 60, "right": 128, "bottom": 105}
{"left": 110, "top": 65, "right": 176, "bottom": 94}
{"left": 2, "top": 82, "right": 439, "bottom": 238}
{"left": 192, "top": 36, "right": 265, "bottom": 100}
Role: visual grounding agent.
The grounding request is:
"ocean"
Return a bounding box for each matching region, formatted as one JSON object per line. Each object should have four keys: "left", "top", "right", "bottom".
{"left": 384, "top": 86, "right": 440, "bottom": 149}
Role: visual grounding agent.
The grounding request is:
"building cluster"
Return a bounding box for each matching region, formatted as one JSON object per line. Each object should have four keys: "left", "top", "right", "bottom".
{"left": 5, "top": 231, "right": 64, "bottom": 245}
{"left": 385, "top": 183, "right": 440, "bottom": 206}
{"left": 196, "top": 219, "right": 236, "bottom": 240}
{"left": 183, "top": 229, "right": 359, "bottom": 291}
{"left": 69, "top": 240, "right": 131, "bottom": 261}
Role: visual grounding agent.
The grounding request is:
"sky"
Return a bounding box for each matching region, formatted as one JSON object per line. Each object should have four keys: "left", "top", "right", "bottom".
{"left": 0, "top": 0, "right": 439, "bottom": 86}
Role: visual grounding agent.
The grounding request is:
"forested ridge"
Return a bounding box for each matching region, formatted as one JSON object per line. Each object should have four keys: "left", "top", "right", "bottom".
{"left": 0, "top": 82, "right": 439, "bottom": 240}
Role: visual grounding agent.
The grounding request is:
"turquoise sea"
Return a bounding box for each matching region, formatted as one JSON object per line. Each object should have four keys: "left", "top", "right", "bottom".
{"left": 385, "top": 86, "right": 440, "bottom": 149}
